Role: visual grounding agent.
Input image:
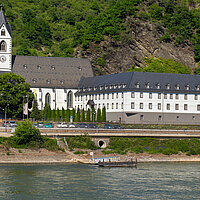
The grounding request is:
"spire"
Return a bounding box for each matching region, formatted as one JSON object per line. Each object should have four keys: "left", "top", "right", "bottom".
{"left": 0, "top": 3, "right": 12, "bottom": 37}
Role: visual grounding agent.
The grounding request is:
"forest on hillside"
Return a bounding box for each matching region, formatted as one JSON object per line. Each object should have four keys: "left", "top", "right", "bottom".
{"left": 3, "top": 0, "right": 200, "bottom": 73}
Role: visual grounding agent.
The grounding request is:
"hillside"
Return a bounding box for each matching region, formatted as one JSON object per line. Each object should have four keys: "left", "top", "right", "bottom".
{"left": 3, "top": 0, "right": 200, "bottom": 75}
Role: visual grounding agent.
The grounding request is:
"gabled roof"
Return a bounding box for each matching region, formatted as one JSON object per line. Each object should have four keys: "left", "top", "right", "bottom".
{"left": 0, "top": 5, "right": 12, "bottom": 37}
{"left": 77, "top": 71, "right": 200, "bottom": 95}
{"left": 12, "top": 55, "right": 94, "bottom": 89}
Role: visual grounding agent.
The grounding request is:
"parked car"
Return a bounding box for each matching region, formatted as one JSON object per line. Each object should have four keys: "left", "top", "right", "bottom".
{"left": 104, "top": 124, "right": 113, "bottom": 129}
{"left": 76, "top": 123, "right": 89, "bottom": 128}
{"left": 38, "top": 122, "right": 44, "bottom": 128}
{"left": 57, "top": 122, "right": 68, "bottom": 128}
{"left": 113, "top": 124, "right": 123, "bottom": 129}
{"left": 67, "top": 123, "right": 76, "bottom": 128}
{"left": 43, "top": 123, "right": 53, "bottom": 128}
{"left": 33, "top": 123, "right": 39, "bottom": 128}
{"left": 3, "top": 121, "right": 17, "bottom": 128}
{"left": 88, "top": 124, "right": 99, "bottom": 129}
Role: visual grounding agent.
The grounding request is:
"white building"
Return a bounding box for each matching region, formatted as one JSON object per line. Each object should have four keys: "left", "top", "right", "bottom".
{"left": 75, "top": 72, "right": 200, "bottom": 124}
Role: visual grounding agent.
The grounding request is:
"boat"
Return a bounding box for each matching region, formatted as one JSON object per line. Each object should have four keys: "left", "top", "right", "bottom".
{"left": 98, "top": 158, "right": 137, "bottom": 167}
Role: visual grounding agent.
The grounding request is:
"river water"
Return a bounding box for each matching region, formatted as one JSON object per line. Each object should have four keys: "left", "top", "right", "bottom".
{"left": 0, "top": 163, "right": 199, "bottom": 200}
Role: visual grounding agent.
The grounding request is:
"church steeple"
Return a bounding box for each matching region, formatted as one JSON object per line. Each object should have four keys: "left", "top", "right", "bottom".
{"left": 0, "top": 3, "right": 12, "bottom": 71}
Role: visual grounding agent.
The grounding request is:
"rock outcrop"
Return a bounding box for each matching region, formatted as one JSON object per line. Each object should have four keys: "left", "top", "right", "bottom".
{"left": 75, "top": 18, "right": 197, "bottom": 75}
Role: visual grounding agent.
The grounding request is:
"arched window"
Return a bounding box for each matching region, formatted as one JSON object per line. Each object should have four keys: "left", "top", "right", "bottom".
{"left": 1, "top": 29, "right": 5, "bottom": 36}
{"left": 45, "top": 93, "right": 51, "bottom": 106}
{"left": 67, "top": 91, "right": 73, "bottom": 108}
{"left": 0, "top": 41, "right": 6, "bottom": 52}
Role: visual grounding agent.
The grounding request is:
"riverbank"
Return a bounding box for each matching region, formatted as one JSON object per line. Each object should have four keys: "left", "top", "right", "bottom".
{"left": 0, "top": 148, "right": 200, "bottom": 164}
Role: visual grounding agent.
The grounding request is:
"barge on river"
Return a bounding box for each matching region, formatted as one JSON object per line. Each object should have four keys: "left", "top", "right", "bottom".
{"left": 98, "top": 159, "right": 137, "bottom": 167}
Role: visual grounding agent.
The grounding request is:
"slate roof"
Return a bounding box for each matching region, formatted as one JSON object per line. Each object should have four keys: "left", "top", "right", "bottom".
{"left": 12, "top": 55, "right": 94, "bottom": 89}
{"left": 0, "top": 5, "right": 12, "bottom": 36}
{"left": 76, "top": 71, "right": 200, "bottom": 95}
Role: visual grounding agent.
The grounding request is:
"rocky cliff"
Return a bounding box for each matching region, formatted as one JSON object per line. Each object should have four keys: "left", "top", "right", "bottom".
{"left": 75, "top": 18, "right": 197, "bottom": 75}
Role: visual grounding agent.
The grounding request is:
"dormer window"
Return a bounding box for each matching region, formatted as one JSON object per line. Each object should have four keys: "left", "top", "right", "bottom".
{"left": 136, "top": 82, "right": 140, "bottom": 88}
{"left": 122, "top": 84, "right": 126, "bottom": 88}
{"left": 146, "top": 83, "right": 150, "bottom": 89}
{"left": 83, "top": 88, "right": 86, "bottom": 92}
{"left": 185, "top": 84, "right": 190, "bottom": 90}
{"left": 105, "top": 85, "right": 108, "bottom": 90}
{"left": 60, "top": 80, "right": 64, "bottom": 85}
{"left": 175, "top": 84, "right": 180, "bottom": 90}
{"left": 166, "top": 83, "right": 170, "bottom": 89}
{"left": 114, "top": 85, "right": 117, "bottom": 89}
{"left": 94, "top": 86, "right": 97, "bottom": 91}
{"left": 37, "top": 65, "right": 41, "bottom": 69}
{"left": 51, "top": 65, "right": 55, "bottom": 70}
{"left": 1, "top": 29, "right": 5, "bottom": 36}
{"left": 196, "top": 85, "right": 200, "bottom": 91}
{"left": 46, "top": 79, "right": 51, "bottom": 84}
{"left": 100, "top": 86, "right": 103, "bottom": 90}
{"left": 0, "top": 40, "right": 6, "bottom": 52}
{"left": 77, "top": 66, "right": 82, "bottom": 71}
{"left": 88, "top": 87, "right": 92, "bottom": 91}
{"left": 156, "top": 83, "right": 160, "bottom": 89}
{"left": 23, "top": 64, "right": 27, "bottom": 69}
{"left": 118, "top": 85, "right": 122, "bottom": 89}
{"left": 110, "top": 85, "right": 113, "bottom": 89}
{"left": 32, "top": 78, "right": 37, "bottom": 83}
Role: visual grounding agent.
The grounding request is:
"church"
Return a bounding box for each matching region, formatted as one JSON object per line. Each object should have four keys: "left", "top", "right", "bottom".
{"left": 1, "top": 5, "right": 200, "bottom": 125}
{"left": 0, "top": 6, "right": 94, "bottom": 111}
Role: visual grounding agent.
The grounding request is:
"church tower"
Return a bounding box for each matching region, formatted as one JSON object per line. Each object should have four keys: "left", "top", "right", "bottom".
{"left": 0, "top": 4, "right": 12, "bottom": 71}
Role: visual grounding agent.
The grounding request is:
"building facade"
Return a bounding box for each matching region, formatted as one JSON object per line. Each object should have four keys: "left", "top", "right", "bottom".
{"left": 75, "top": 72, "right": 200, "bottom": 124}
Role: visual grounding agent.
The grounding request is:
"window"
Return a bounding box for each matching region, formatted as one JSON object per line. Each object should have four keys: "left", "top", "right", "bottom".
{"left": 196, "top": 85, "right": 200, "bottom": 91}
{"left": 98, "top": 94, "right": 100, "bottom": 100}
{"left": 140, "top": 115, "right": 144, "bottom": 120}
{"left": 81, "top": 95, "right": 83, "bottom": 101}
{"left": 184, "top": 104, "right": 188, "bottom": 110}
{"left": 107, "top": 94, "right": 109, "bottom": 99}
{"left": 158, "top": 93, "right": 161, "bottom": 99}
{"left": 184, "top": 94, "right": 187, "bottom": 100}
{"left": 193, "top": 116, "right": 195, "bottom": 120}
{"left": 103, "top": 94, "right": 105, "bottom": 99}
{"left": 121, "top": 92, "right": 124, "bottom": 98}
{"left": 0, "top": 40, "right": 6, "bottom": 52}
{"left": 156, "top": 83, "right": 160, "bottom": 89}
{"left": 86, "top": 95, "right": 88, "bottom": 101}
{"left": 46, "top": 79, "right": 51, "bottom": 84}
{"left": 99, "top": 104, "right": 101, "bottom": 109}
{"left": 116, "top": 103, "right": 118, "bottom": 109}
{"left": 121, "top": 102, "right": 124, "bottom": 109}
{"left": 185, "top": 85, "right": 190, "bottom": 90}
{"left": 166, "top": 84, "right": 170, "bottom": 89}
{"left": 1, "top": 29, "right": 5, "bottom": 36}
{"left": 131, "top": 92, "right": 135, "bottom": 98}
{"left": 51, "top": 65, "right": 55, "bottom": 70}
{"left": 140, "top": 103, "right": 143, "bottom": 109}
{"left": 170, "top": 94, "right": 173, "bottom": 99}
{"left": 67, "top": 91, "right": 73, "bottom": 109}
{"left": 175, "top": 84, "right": 180, "bottom": 90}
{"left": 131, "top": 102, "right": 135, "bottom": 109}
{"left": 194, "top": 95, "right": 198, "bottom": 100}
{"left": 146, "top": 83, "right": 150, "bottom": 89}
{"left": 149, "top": 93, "right": 152, "bottom": 99}
{"left": 175, "top": 94, "right": 179, "bottom": 100}
{"left": 95, "top": 94, "right": 97, "bottom": 100}
{"left": 78, "top": 96, "right": 80, "bottom": 101}
{"left": 45, "top": 93, "right": 51, "bottom": 106}
{"left": 167, "top": 104, "right": 170, "bottom": 110}
{"left": 107, "top": 103, "right": 109, "bottom": 110}
{"left": 197, "top": 105, "right": 200, "bottom": 111}
{"left": 175, "top": 104, "right": 179, "bottom": 110}
{"left": 158, "top": 103, "right": 161, "bottom": 110}
{"left": 112, "top": 103, "right": 114, "bottom": 109}
{"left": 112, "top": 93, "right": 114, "bottom": 99}
{"left": 136, "top": 82, "right": 140, "bottom": 88}
{"left": 140, "top": 92, "right": 143, "bottom": 98}
{"left": 149, "top": 103, "right": 152, "bottom": 109}
{"left": 164, "top": 94, "right": 167, "bottom": 99}
{"left": 116, "top": 93, "right": 118, "bottom": 99}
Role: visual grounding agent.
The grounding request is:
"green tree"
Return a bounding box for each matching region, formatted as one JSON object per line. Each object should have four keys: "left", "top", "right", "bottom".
{"left": 86, "top": 108, "right": 91, "bottom": 122}
{"left": 14, "top": 120, "right": 43, "bottom": 145}
{"left": 0, "top": 73, "right": 34, "bottom": 118}
{"left": 97, "top": 108, "right": 101, "bottom": 122}
{"left": 66, "top": 109, "right": 70, "bottom": 122}
{"left": 61, "top": 107, "right": 65, "bottom": 121}
{"left": 30, "top": 98, "right": 42, "bottom": 121}
{"left": 101, "top": 106, "right": 106, "bottom": 122}
{"left": 91, "top": 107, "right": 96, "bottom": 122}
{"left": 81, "top": 109, "right": 85, "bottom": 122}
{"left": 127, "top": 57, "right": 191, "bottom": 74}
{"left": 47, "top": 105, "right": 51, "bottom": 120}
{"left": 56, "top": 108, "right": 61, "bottom": 121}
{"left": 76, "top": 107, "right": 81, "bottom": 122}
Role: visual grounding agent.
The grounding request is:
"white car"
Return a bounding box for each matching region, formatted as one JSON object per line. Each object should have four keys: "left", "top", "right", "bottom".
{"left": 67, "top": 123, "right": 76, "bottom": 128}
{"left": 57, "top": 122, "right": 68, "bottom": 128}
